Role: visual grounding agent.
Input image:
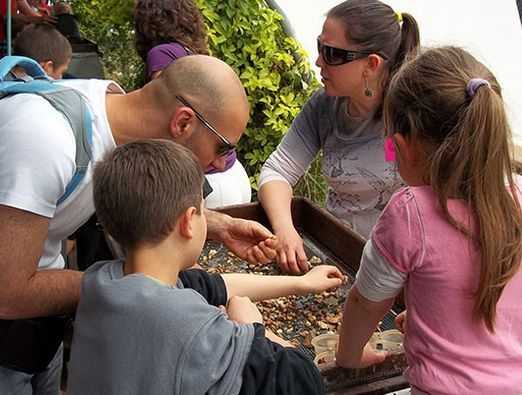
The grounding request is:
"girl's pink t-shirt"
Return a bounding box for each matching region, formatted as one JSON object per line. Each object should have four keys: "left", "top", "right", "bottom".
{"left": 372, "top": 185, "right": 522, "bottom": 395}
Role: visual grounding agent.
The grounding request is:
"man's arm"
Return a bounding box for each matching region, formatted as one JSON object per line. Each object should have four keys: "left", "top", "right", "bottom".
{"left": 0, "top": 205, "right": 82, "bottom": 319}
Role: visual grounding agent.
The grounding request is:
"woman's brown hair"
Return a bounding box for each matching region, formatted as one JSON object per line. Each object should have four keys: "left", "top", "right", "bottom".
{"left": 134, "top": 0, "right": 209, "bottom": 62}
{"left": 384, "top": 46, "right": 522, "bottom": 332}
{"left": 328, "top": 0, "right": 420, "bottom": 102}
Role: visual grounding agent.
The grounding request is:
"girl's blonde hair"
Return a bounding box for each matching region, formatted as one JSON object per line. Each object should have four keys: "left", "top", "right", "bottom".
{"left": 384, "top": 46, "right": 522, "bottom": 332}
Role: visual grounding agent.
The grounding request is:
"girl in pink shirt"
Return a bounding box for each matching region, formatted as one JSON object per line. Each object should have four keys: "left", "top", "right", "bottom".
{"left": 336, "top": 46, "right": 522, "bottom": 395}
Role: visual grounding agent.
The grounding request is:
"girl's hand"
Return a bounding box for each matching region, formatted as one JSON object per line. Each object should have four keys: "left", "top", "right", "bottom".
{"left": 226, "top": 296, "right": 263, "bottom": 324}
{"left": 395, "top": 310, "right": 407, "bottom": 334}
{"left": 336, "top": 343, "right": 388, "bottom": 369}
{"left": 274, "top": 226, "right": 309, "bottom": 274}
{"left": 300, "top": 265, "right": 346, "bottom": 294}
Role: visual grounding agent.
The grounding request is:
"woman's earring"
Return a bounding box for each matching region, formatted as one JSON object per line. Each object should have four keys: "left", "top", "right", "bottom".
{"left": 364, "top": 77, "right": 373, "bottom": 97}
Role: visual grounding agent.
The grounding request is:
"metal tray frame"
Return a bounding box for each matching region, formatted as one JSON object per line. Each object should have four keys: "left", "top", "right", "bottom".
{"left": 219, "top": 198, "right": 409, "bottom": 395}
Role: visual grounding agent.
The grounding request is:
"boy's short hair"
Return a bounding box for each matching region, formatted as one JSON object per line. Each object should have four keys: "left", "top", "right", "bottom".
{"left": 93, "top": 140, "right": 204, "bottom": 250}
{"left": 13, "top": 24, "right": 72, "bottom": 67}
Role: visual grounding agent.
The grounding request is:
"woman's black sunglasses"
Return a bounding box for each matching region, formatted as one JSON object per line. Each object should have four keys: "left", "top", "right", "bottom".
{"left": 317, "top": 38, "right": 387, "bottom": 66}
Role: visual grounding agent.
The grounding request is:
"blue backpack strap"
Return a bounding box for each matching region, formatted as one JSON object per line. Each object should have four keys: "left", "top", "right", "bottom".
{"left": 0, "top": 56, "right": 48, "bottom": 82}
{"left": 0, "top": 56, "right": 93, "bottom": 205}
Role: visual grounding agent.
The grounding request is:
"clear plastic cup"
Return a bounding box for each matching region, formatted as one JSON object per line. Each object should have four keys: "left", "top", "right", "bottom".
{"left": 369, "top": 329, "right": 404, "bottom": 354}
{"left": 314, "top": 350, "right": 336, "bottom": 366}
{"left": 311, "top": 333, "right": 339, "bottom": 355}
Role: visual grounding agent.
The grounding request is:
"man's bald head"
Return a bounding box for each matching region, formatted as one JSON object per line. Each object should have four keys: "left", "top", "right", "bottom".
{"left": 145, "top": 55, "right": 250, "bottom": 169}
{"left": 152, "top": 55, "right": 248, "bottom": 120}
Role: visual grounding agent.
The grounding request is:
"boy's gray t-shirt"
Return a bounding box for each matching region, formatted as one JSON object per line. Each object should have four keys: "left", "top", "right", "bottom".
{"left": 67, "top": 260, "right": 254, "bottom": 395}
{"left": 260, "top": 89, "right": 401, "bottom": 238}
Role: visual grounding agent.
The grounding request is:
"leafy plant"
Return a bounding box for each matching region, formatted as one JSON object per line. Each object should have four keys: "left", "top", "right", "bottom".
{"left": 195, "top": 0, "right": 320, "bottom": 195}
{"left": 70, "top": 0, "right": 326, "bottom": 203}
{"left": 69, "top": 0, "right": 143, "bottom": 89}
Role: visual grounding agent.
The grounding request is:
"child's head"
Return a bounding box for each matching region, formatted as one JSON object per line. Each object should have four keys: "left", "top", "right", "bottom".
{"left": 384, "top": 46, "right": 522, "bottom": 332}
{"left": 53, "top": 1, "right": 73, "bottom": 15}
{"left": 93, "top": 140, "right": 205, "bottom": 265}
{"left": 13, "top": 24, "right": 72, "bottom": 80}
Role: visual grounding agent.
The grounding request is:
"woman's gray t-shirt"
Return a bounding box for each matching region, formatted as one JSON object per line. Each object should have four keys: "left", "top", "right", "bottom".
{"left": 259, "top": 89, "right": 401, "bottom": 238}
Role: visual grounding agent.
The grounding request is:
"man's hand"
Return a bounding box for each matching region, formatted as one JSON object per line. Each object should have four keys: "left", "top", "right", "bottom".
{"left": 226, "top": 296, "right": 263, "bottom": 324}
{"left": 299, "top": 265, "right": 346, "bottom": 295}
{"left": 206, "top": 209, "right": 277, "bottom": 264}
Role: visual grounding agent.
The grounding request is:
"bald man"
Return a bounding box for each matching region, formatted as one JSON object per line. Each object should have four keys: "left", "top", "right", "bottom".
{"left": 0, "top": 55, "right": 276, "bottom": 394}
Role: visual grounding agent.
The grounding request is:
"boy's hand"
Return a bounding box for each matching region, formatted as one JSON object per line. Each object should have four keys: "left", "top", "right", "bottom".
{"left": 336, "top": 343, "right": 388, "bottom": 369}
{"left": 226, "top": 296, "right": 263, "bottom": 324}
{"left": 299, "top": 265, "right": 346, "bottom": 295}
{"left": 265, "top": 329, "right": 294, "bottom": 348}
{"left": 395, "top": 310, "right": 407, "bottom": 334}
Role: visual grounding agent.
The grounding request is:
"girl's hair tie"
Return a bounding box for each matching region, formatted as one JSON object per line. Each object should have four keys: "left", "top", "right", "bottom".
{"left": 466, "top": 78, "right": 491, "bottom": 97}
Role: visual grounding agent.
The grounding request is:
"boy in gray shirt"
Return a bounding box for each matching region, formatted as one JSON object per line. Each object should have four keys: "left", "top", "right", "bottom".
{"left": 67, "top": 140, "right": 345, "bottom": 395}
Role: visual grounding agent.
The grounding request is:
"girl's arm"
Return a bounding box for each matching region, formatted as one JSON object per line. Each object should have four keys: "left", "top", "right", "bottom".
{"left": 336, "top": 286, "right": 393, "bottom": 368}
{"left": 222, "top": 265, "right": 345, "bottom": 302}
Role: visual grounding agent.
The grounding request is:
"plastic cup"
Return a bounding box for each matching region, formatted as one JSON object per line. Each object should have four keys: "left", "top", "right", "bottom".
{"left": 314, "top": 350, "right": 336, "bottom": 366}
{"left": 311, "top": 333, "right": 339, "bottom": 355}
{"left": 369, "top": 329, "right": 404, "bottom": 354}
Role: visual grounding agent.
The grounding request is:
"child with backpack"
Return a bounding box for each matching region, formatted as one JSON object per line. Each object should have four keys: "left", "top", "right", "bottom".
{"left": 13, "top": 24, "right": 71, "bottom": 79}
{"left": 336, "top": 46, "right": 522, "bottom": 394}
{"left": 67, "top": 139, "right": 346, "bottom": 395}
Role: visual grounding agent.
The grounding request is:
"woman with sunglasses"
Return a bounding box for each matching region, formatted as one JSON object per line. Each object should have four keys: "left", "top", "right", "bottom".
{"left": 258, "top": 0, "right": 420, "bottom": 273}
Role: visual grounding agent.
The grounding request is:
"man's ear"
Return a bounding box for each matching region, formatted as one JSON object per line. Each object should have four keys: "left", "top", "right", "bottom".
{"left": 40, "top": 60, "right": 55, "bottom": 76}
{"left": 178, "top": 206, "right": 197, "bottom": 239}
{"left": 170, "top": 107, "right": 196, "bottom": 141}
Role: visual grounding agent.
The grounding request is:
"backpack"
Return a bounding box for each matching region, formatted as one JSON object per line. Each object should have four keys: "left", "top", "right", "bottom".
{"left": 0, "top": 55, "right": 93, "bottom": 204}
{"left": 0, "top": 56, "right": 94, "bottom": 374}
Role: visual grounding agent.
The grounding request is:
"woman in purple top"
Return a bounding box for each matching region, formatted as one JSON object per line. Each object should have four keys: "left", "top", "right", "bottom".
{"left": 134, "top": 0, "right": 251, "bottom": 207}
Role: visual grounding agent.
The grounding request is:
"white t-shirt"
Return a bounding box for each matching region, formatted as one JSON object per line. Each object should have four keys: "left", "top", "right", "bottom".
{"left": 0, "top": 79, "right": 123, "bottom": 270}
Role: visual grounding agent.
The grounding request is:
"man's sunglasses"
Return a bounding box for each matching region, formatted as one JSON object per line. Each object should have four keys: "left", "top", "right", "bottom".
{"left": 176, "top": 95, "right": 236, "bottom": 157}
{"left": 317, "top": 38, "right": 387, "bottom": 66}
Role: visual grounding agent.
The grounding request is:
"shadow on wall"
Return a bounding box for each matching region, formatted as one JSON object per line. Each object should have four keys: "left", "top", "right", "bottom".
{"left": 518, "top": 0, "right": 522, "bottom": 23}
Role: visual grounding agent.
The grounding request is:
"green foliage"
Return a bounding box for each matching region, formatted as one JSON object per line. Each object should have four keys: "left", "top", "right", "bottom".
{"left": 69, "top": 0, "right": 144, "bottom": 90}
{"left": 70, "top": 0, "right": 326, "bottom": 203}
{"left": 195, "top": 0, "right": 321, "bottom": 196}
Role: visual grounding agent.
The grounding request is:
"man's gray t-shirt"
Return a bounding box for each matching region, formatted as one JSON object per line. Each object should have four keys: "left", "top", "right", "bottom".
{"left": 67, "top": 260, "right": 254, "bottom": 395}
{"left": 259, "top": 89, "right": 401, "bottom": 238}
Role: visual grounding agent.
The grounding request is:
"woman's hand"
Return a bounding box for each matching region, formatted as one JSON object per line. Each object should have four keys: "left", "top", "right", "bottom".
{"left": 299, "top": 265, "right": 346, "bottom": 294}
{"left": 274, "top": 225, "right": 309, "bottom": 274}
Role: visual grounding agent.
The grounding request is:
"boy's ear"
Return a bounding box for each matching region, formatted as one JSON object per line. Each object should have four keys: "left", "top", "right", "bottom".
{"left": 40, "top": 60, "right": 55, "bottom": 76}
{"left": 178, "top": 206, "right": 197, "bottom": 239}
{"left": 170, "top": 108, "right": 196, "bottom": 141}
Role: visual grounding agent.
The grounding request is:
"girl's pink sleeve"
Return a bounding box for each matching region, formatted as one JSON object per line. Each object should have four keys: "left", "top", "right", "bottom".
{"left": 371, "top": 188, "right": 425, "bottom": 274}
